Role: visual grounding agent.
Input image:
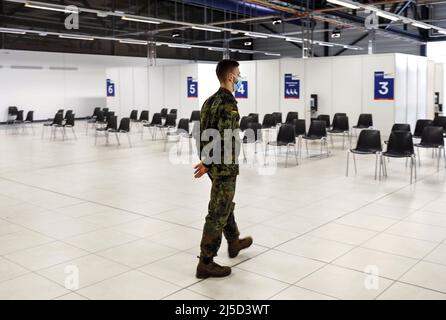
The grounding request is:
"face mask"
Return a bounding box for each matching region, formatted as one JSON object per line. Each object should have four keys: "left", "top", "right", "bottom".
{"left": 232, "top": 75, "right": 243, "bottom": 92}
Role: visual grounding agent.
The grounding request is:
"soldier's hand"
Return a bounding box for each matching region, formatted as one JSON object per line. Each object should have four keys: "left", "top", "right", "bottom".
{"left": 194, "top": 162, "right": 208, "bottom": 178}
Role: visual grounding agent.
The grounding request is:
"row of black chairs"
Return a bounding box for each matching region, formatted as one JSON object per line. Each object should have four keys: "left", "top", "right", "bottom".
{"left": 5, "top": 108, "right": 35, "bottom": 134}
{"left": 42, "top": 110, "right": 77, "bottom": 140}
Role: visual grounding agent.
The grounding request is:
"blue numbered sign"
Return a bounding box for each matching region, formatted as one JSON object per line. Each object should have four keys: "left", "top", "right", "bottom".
{"left": 187, "top": 76, "right": 198, "bottom": 98}
{"left": 374, "top": 71, "right": 394, "bottom": 100}
{"left": 106, "top": 79, "right": 115, "bottom": 97}
{"left": 284, "top": 74, "right": 300, "bottom": 99}
{"left": 234, "top": 80, "right": 248, "bottom": 99}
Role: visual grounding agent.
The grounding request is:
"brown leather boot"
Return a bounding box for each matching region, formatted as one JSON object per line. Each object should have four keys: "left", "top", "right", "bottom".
{"left": 228, "top": 237, "right": 253, "bottom": 258}
{"left": 196, "top": 257, "right": 231, "bottom": 279}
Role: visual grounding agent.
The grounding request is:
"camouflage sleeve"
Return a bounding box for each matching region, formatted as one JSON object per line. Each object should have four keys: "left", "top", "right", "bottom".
{"left": 217, "top": 101, "right": 240, "bottom": 167}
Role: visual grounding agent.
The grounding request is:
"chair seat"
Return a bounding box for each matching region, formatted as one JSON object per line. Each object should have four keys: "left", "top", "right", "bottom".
{"left": 302, "top": 135, "right": 326, "bottom": 140}
{"left": 96, "top": 128, "right": 107, "bottom": 132}
{"left": 382, "top": 151, "right": 413, "bottom": 158}
{"left": 267, "top": 141, "right": 294, "bottom": 147}
{"left": 415, "top": 143, "right": 443, "bottom": 149}
{"left": 327, "top": 129, "right": 347, "bottom": 134}
{"left": 350, "top": 148, "right": 381, "bottom": 155}
{"left": 353, "top": 125, "right": 370, "bottom": 129}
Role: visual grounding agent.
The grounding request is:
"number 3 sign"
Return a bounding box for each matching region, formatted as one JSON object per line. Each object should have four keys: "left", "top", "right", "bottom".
{"left": 374, "top": 71, "right": 394, "bottom": 100}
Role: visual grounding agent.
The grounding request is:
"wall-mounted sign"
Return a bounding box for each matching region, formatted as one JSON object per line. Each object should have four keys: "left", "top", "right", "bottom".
{"left": 106, "top": 79, "right": 115, "bottom": 97}
{"left": 187, "top": 76, "right": 198, "bottom": 98}
{"left": 374, "top": 71, "right": 394, "bottom": 100}
{"left": 234, "top": 80, "right": 248, "bottom": 99}
{"left": 284, "top": 73, "right": 300, "bottom": 99}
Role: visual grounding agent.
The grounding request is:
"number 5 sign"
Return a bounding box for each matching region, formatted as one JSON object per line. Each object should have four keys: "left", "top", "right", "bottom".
{"left": 374, "top": 71, "right": 394, "bottom": 100}
{"left": 187, "top": 76, "right": 198, "bottom": 98}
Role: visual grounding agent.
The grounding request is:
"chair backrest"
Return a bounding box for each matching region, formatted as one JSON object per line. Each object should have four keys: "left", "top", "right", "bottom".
{"left": 25, "top": 111, "right": 34, "bottom": 122}
{"left": 272, "top": 112, "right": 282, "bottom": 125}
{"left": 107, "top": 116, "right": 118, "bottom": 130}
{"left": 262, "top": 114, "right": 276, "bottom": 128}
{"left": 433, "top": 116, "right": 446, "bottom": 130}
{"left": 248, "top": 113, "right": 259, "bottom": 123}
{"left": 139, "top": 110, "right": 149, "bottom": 121}
{"left": 357, "top": 113, "right": 373, "bottom": 127}
{"left": 317, "top": 114, "right": 330, "bottom": 128}
{"left": 190, "top": 110, "right": 201, "bottom": 122}
{"left": 170, "top": 109, "right": 178, "bottom": 114}
{"left": 276, "top": 124, "right": 296, "bottom": 144}
{"left": 64, "top": 110, "right": 73, "bottom": 120}
{"left": 118, "top": 117, "right": 131, "bottom": 132}
{"left": 161, "top": 108, "right": 168, "bottom": 118}
{"left": 391, "top": 123, "right": 411, "bottom": 132}
{"left": 332, "top": 115, "right": 349, "bottom": 131}
{"left": 308, "top": 120, "right": 327, "bottom": 137}
{"left": 92, "top": 107, "right": 100, "bottom": 117}
{"left": 102, "top": 108, "right": 109, "bottom": 113}
{"left": 334, "top": 113, "right": 347, "bottom": 118}
{"left": 96, "top": 110, "right": 105, "bottom": 122}
{"left": 8, "top": 106, "right": 18, "bottom": 116}
{"left": 16, "top": 110, "right": 24, "bottom": 121}
{"left": 285, "top": 112, "right": 298, "bottom": 124}
{"left": 420, "top": 126, "right": 445, "bottom": 147}
{"left": 151, "top": 113, "right": 162, "bottom": 125}
{"left": 243, "top": 122, "right": 263, "bottom": 143}
{"left": 387, "top": 131, "right": 414, "bottom": 155}
{"left": 57, "top": 109, "right": 64, "bottom": 115}
{"left": 355, "top": 129, "right": 382, "bottom": 152}
{"left": 414, "top": 119, "right": 433, "bottom": 137}
{"left": 105, "top": 111, "right": 115, "bottom": 121}
{"left": 239, "top": 116, "right": 253, "bottom": 132}
{"left": 177, "top": 118, "right": 190, "bottom": 133}
{"left": 65, "top": 113, "right": 75, "bottom": 126}
{"left": 293, "top": 119, "right": 306, "bottom": 136}
{"left": 52, "top": 112, "right": 64, "bottom": 125}
{"left": 130, "top": 110, "right": 138, "bottom": 121}
{"left": 165, "top": 114, "right": 177, "bottom": 127}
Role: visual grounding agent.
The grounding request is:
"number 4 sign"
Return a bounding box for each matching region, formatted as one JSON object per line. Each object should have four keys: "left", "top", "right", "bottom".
{"left": 374, "top": 71, "right": 394, "bottom": 100}
{"left": 234, "top": 80, "right": 248, "bottom": 99}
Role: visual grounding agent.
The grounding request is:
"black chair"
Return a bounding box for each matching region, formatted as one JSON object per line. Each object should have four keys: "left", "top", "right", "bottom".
{"left": 64, "top": 110, "right": 73, "bottom": 121}
{"left": 95, "top": 115, "right": 117, "bottom": 145}
{"left": 415, "top": 126, "right": 445, "bottom": 171}
{"left": 316, "top": 114, "right": 331, "bottom": 129}
{"left": 160, "top": 108, "right": 168, "bottom": 119}
{"left": 272, "top": 112, "right": 283, "bottom": 125}
{"left": 87, "top": 107, "right": 101, "bottom": 120}
{"left": 413, "top": 119, "right": 433, "bottom": 139}
{"left": 432, "top": 116, "right": 446, "bottom": 136}
{"left": 104, "top": 111, "right": 115, "bottom": 122}
{"left": 334, "top": 113, "right": 347, "bottom": 118}
{"left": 23, "top": 111, "right": 35, "bottom": 134}
{"left": 248, "top": 113, "right": 259, "bottom": 124}
{"left": 43, "top": 112, "right": 64, "bottom": 140}
{"left": 242, "top": 122, "right": 263, "bottom": 163}
{"left": 302, "top": 120, "right": 328, "bottom": 158}
{"left": 262, "top": 114, "right": 277, "bottom": 129}
{"left": 139, "top": 110, "right": 149, "bottom": 123}
{"left": 169, "top": 109, "right": 178, "bottom": 120}
{"left": 102, "top": 108, "right": 109, "bottom": 114}
{"left": 57, "top": 109, "right": 64, "bottom": 115}
{"left": 164, "top": 118, "right": 192, "bottom": 154}
{"left": 346, "top": 129, "right": 383, "bottom": 180}
{"left": 62, "top": 112, "right": 77, "bottom": 140}
{"left": 7, "top": 106, "right": 18, "bottom": 122}
{"left": 328, "top": 115, "right": 350, "bottom": 149}
{"left": 292, "top": 119, "right": 306, "bottom": 159}
{"left": 265, "top": 124, "right": 298, "bottom": 167}
{"left": 190, "top": 110, "right": 201, "bottom": 122}
{"left": 382, "top": 131, "right": 416, "bottom": 183}
{"left": 384, "top": 123, "right": 411, "bottom": 144}
{"left": 109, "top": 117, "right": 132, "bottom": 147}
{"left": 86, "top": 110, "right": 105, "bottom": 135}
{"left": 353, "top": 114, "right": 373, "bottom": 137}
{"left": 143, "top": 112, "right": 163, "bottom": 140}
{"left": 159, "top": 113, "right": 177, "bottom": 140}
{"left": 130, "top": 110, "right": 138, "bottom": 122}
{"left": 285, "top": 112, "right": 298, "bottom": 125}
{"left": 239, "top": 116, "right": 253, "bottom": 132}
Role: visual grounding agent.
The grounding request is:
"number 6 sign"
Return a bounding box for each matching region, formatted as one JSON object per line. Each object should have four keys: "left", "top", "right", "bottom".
{"left": 374, "top": 71, "right": 394, "bottom": 100}
{"left": 106, "top": 79, "right": 115, "bottom": 97}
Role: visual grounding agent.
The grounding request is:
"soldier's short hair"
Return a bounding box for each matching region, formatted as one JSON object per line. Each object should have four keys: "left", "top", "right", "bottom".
{"left": 216, "top": 59, "right": 239, "bottom": 83}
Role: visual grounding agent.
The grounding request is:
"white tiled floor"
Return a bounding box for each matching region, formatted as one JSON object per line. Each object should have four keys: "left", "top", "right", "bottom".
{"left": 1, "top": 121, "right": 446, "bottom": 299}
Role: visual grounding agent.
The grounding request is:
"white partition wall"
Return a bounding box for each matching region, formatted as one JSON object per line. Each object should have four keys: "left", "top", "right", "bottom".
{"left": 256, "top": 60, "right": 280, "bottom": 118}
{"left": 237, "top": 61, "right": 257, "bottom": 117}
{"left": 279, "top": 58, "right": 306, "bottom": 120}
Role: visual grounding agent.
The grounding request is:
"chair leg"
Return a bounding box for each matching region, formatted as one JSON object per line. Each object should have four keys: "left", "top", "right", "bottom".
{"left": 127, "top": 132, "right": 132, "bottom": 148}
{"left": 94, "top": 131, "right": 97, "bottom": 145}
{"left": 294, "top": 144, "right": 299, "bottom": 166}
{"left": 346, "top": 151, "right": 350, "bottom": 177}
{"left": 320, "top": 140, "right": 323, "bottom": 159}
{"left": 285, "top": 145, "right": 289, "bottom": 168}
{"left": 353, "top": 153, "right": 357, "bottom": 174}
{"left": 443, "top": 147, "right": 446, "bottom": 168}
{"left": 330, "top": 134, "right": 334, "bottom": 148}
{"left": 305, "top": 139, "right": 309, "bottom": 156}
{"left": 105, "top": 131, "right": 109, "bottom": 145}
{"left": 264, "top": 143, "right": 269, "bottom": 165}
{"left": 410, "top": 156, "right": 413, "bottom": 184}
{"left": 72, "top": 128, "right": 77, "bottom": 140}
{"left": 414, "top": 155, "right": 417, "bottom": 180}
{"left": 374, "top": 153, "right": 378, "bottom": 180}
{"left": 115, "top": 133, "right": 120, "bottom": 145}
{"left": 416, "top": 147, "right": 421, "bottom": 167}
{"left": 242, "top": 143, "right": 247, "bottom": 163}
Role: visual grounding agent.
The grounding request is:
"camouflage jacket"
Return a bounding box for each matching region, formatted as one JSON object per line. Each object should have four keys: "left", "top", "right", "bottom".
{"left": 199, "top": 87, "right": 240, "bottom": 177}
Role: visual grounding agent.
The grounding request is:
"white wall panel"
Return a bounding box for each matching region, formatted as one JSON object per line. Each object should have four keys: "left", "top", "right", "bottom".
{"left": 406, "top": 55, "right": 418, "bottom": 130}
{"left": 237, "top": 61, "right": 257, "bottom": 117}
{"left": 163, "top": 65, "right": 181, "bottom": 116}
{"left": 305, "top": 57, "right": 332, "bottom": 121}
{"left": 279, "top": 58, "right": 306, "bottom": 121}
{"left": 332, "top": 55, "right": 363, "bottom": 125}
{"left": 394, "top": 54, "right": 408, "bottom": 124}
{"left": 148, "top": 66, "right": 164, "bottom": 114}
{"left": 416, "top": 58, "right": 428, "bottom": 124}
{"left": 256, "top": 60, "right": 280, "bottom": 119}
{"left": 361, "top": 54, "right": 396, "bottom": 132}
{"left": 180, "top": 64, "right": 199, "bottom": 119}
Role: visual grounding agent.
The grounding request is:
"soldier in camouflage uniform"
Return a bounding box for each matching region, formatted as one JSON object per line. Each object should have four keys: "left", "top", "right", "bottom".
{"left": 194, "top": 60, "right": 253, "bottom": 279}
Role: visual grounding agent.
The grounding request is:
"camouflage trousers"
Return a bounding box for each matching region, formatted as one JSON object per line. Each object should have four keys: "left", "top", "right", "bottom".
{"left": 200, "top": 174, "right": 240, "bottom": 259}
